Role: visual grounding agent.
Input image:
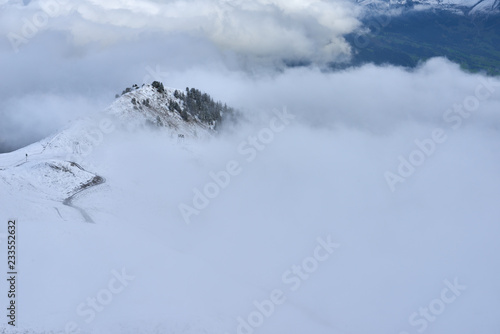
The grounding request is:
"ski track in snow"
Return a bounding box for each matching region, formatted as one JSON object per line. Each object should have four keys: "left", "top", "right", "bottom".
{"left": 0, "top": 83, "right": 215, "bottom": 226}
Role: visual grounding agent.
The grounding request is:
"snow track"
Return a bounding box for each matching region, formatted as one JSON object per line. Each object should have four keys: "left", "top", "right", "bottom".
{"left": 62, "top": 169, "right": 106, "bottom": 224}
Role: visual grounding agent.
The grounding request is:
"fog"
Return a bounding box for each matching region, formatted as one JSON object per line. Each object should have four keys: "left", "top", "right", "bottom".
{"left": 1, "top": 1, "right": 500, "bottom": 334}
{"left": 11, "top": 60, "right": 500, "bottom": 332}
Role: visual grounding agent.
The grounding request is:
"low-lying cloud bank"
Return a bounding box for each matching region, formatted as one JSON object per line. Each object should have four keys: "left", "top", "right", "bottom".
{"left": 91, "top": 59, "right": 500, "bottom": 332}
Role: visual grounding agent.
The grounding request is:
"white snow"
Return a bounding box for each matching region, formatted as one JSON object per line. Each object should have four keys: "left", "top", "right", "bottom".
{"left": 1, "top": 80, "right": 500, "bottom": 334}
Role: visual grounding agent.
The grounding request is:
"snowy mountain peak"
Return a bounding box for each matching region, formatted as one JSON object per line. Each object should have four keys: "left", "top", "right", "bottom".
{"left": 109, "top": 83, "right": 212, "bottom": 135}
{"left": 21, "top": 82, "right": 237, "bottom": 162}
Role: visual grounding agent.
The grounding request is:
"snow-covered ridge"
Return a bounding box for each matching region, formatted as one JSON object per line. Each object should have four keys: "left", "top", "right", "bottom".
{"left": 107, "top": 83, "right": 216, "bottom": 138}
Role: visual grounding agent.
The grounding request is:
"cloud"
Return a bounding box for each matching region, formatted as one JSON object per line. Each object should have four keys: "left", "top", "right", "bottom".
{"left": 86, "top": 59, "right": 500, "bottom": 333}
{"left": 1, "top": 2, "right": 500, "bottom": 332}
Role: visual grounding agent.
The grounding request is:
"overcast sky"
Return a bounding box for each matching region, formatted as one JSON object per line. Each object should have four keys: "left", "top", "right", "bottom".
{"left": 0, "top": 0, "right": 499, "bottom": 162}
